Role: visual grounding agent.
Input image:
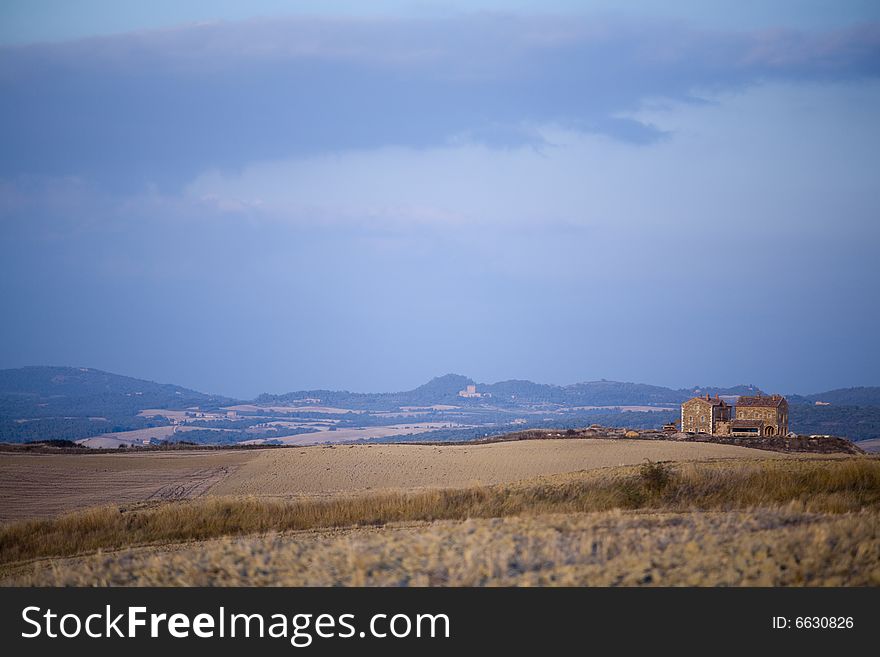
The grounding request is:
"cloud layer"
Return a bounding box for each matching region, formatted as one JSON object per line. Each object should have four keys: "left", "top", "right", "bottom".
{"left": 1, "top": 12, "right": 879, "bottom": 396}
{"left": 2, "top": 14, "right": 879, "bottom": 189}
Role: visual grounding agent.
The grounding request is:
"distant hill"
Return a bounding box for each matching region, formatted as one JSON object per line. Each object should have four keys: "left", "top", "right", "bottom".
{"left": 788, "top": 404, "right": 880, "bottom": 442}
{"left": 2, "top": 367, "right": 877, "bottom": 443}
{"left": 480, "top": 380, "right": 772, "bottom": 406}
{"left": 0, "top": 367, "right": 230, "bottom": 443}
{"left": 256, "top": 376, "right": 797, "bottom": 409}
{"left": 479, "top": 379, "right": 688, "bottom": 406}
{"left": 248, "top": 375, "right": 880, "bottom": 442}
{"left": 481, "top": 380, "right": 773, "bottom": 407}
{"left": 564, "top": 380, "right": 686, "bottom": 406}
{"left": 790, "top": 387, "right": 880, "bottom": 407}
{"left": 257, "top": 376, "right": 691, "bottom": 408}
{"left": 0, "top": 366, "right": 227, "bottom": 418}
{"left": 482, "top": 379, "right": 559, "bottom": 401}
{"left": 255, "top": 374, "right": 476, "bottom": 409}
{"left": 776, "top": 387, "right": 880, "bottom": 441}
{"left": 410, "top": 374, "right": 474, "bottom": 402}
{"left": 684, "top": 384, "right": 765, "bottom": 398}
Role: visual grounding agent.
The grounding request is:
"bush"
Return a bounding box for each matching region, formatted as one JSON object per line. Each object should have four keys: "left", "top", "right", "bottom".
{"left": 639, "top": 460, "right": 671, "bottom": 492}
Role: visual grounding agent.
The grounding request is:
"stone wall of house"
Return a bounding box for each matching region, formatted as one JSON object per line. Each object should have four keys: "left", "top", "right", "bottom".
{"left": 682, "top": 396, "right": 790, "bottom": 437}
{"left": 735, "top": 403, "right": 788, "bottom": 436}
{"left": 681, "top": 398, "right": 713, "bottom": 433}
{"left": 778, "top": 403, "right": 789, "bottom": 435}
{"left": 736, "top": 406, "right": 777, "bottom": 424}
{"left": 714, "top": 420, "right": 731, "bottom": 436}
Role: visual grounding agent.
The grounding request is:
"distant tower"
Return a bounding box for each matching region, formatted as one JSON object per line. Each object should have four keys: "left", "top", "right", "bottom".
{"left": 458, "top": 384, "right": 482, "bottom": 398}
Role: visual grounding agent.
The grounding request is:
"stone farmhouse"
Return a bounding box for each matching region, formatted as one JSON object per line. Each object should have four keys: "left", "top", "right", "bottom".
{"left": 681, "top": 393, "right": 789, "bottom": 437}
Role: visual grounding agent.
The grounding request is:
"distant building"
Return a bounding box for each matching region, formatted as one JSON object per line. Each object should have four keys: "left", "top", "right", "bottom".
{"left": 680, "top": 394, "right": 732, "bottom": 434}
{"left": 458, "top": 384, "right": 485, "bottom": 398}
{"left": 681, "top": 393, "right": 789, "bottom": 438}
{"left": 730, "top": 394, "right": 789, "bottom": 437}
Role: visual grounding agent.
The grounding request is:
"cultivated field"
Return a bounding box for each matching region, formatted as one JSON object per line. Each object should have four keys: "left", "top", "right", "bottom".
{"left": 76, "top": 425, "right": 239, "bottom": 448}
{"left": 1, "top": 439, "right": 876, "bottom": 587}
{"left": 76, "top": 426, "right": 179, "bottom": 448}
{"left": 0, "top": 439, "right": 794, "bottom": 520}
{"left": 241, "top": 422, "right": 468, "bottom": 446}
{"left": 212, "top": 439, "right": 796, "bottom": 496}
{"left": 0, "top": 451, "right": 253, "bottom": 521}
{"left": 2, "top": 457, "right": 879, "bottom": 586}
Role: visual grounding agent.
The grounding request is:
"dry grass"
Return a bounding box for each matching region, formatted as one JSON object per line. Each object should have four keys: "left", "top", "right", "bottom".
{"left": 2, "top": 457, "right": 878, "bottom": 568}
{"left": 16, "top": 509, "right": 879, "bottom": 586}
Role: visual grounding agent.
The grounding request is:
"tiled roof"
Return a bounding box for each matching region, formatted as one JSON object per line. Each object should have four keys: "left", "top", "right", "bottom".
{"left": 685, "top": 395, "right": 728, "bottom": 407}
{"left": 737, "top": 395, "right": 786, "bottom": 408}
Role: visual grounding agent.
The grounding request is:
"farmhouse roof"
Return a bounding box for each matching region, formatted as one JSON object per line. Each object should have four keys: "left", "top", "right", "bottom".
{"left": 687, "top": 393, "right": 728, "bottom": 407}
{"left": 737, "top": 394, "right": 786, "bottom": 408}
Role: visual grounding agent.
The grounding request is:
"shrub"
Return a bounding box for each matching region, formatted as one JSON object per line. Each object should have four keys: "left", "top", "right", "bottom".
{"left": 639, "top": 459, "right": 672, "bottom": 492}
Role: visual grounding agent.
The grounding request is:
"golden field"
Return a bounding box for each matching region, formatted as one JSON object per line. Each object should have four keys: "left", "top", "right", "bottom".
{"left": 0, "top": 438, "right": 793, "bottom": 520}
{"left": 1, "top": 451, "right": 878, "bottom": 586}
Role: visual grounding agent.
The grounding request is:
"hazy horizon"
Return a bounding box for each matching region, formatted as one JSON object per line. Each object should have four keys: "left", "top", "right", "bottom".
{"left": 2, "top": 2, "right": 879, "bottom": 399}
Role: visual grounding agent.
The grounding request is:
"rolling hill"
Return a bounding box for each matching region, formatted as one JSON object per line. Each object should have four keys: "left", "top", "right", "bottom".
{"left": 0, "top": 367, "right": 230, "bottom": 443}
{"left": 1, "top": 367, "right": 878, "bottom": 443}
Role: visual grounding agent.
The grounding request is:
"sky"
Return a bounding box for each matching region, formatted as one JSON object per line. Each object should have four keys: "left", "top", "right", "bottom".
{"left": 1, "top": 2, "right": 879, "bottom": 398}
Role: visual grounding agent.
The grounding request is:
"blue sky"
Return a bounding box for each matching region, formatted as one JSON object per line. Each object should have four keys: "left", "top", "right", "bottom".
{"left": 3, "top": 1, "right": 880, "bottom": 43}
{"left": 1, "top": 2, "right": 879, "bottom": 398}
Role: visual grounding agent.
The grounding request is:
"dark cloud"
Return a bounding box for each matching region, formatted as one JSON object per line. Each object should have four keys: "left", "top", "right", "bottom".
{"left": 1, "top": 14, "right": 878, "bottom": 190}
